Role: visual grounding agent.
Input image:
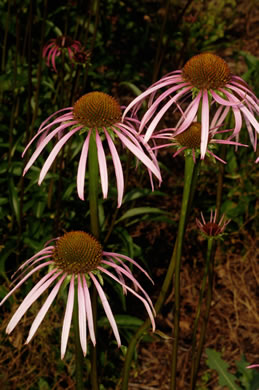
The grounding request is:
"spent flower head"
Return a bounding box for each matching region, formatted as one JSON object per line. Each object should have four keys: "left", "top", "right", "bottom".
{"left": 123, "top": 53, "right": 259, "bottom": 158}
{"left": 42, "top": 35, "right": 82, "bottom": 72}
{"left": 22, "top": 91, "right": 161, "bottom": 207}
{"left": 196, "top": 210, "right": 230, "bottom": 239}
{"left": 0, "top": 231, "right": 155, "bottom": 359}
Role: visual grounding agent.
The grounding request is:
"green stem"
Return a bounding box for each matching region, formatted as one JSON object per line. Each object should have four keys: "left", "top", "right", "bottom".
{"left": 192, "top": 238, "right": 215, "bottom": 388}
{"left": 73, "top": 282, "right": 85, "bottom": 390}
{"left": 190, "top": 237, "right": 214, "bottom": 389}
{"left": 88, "top": 132, "right": 99, "bottom": 390}
{"left": 121, "top": 154, "right": 199, "bottom": 390}
{"left": 170, "top": 152, "right": 195, "bottom": 390}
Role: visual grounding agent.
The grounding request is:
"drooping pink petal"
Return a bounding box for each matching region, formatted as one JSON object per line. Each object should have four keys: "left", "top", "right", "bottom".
{"left": 77, "top": 274, "right": 87, "bottom": 356}
{"left": 6, "top": 271, "right": 62, "bottom": 334}
{"left": 113, "top": 129, "right": 162, "bottom": 181}
{"left": 38, "top": 111, "right": 74, "bottom": 134}
{"left": 0, "top": 261, "right": 55, "bottom": 306}
{"left": 61, "top": 275, "right": 75, "bottom": 359}
{"left": 42, "top": 42, "right": 55, "bottom": 57}
{"left": 207, "top": 150, "right": 227, "bottom": 164}
{"left": 227, "top": 84, "right": 259, "bottom": 112}
{"left": 174, "top": 92, "right": 202, "bottom": 134}
{"left": 95, "top": 131, "right": 108, "bottom": 199}
{"left": 38, "top": 127, "right": 81, "bottom": 185}
{"left": 23, "top": 121, "right": 77, "bottom": 175}
{"left": 103, "top": 129, "right": 124, "bottom": 207}
{"left": 98, "top": 267, "right": 156, "bottom": 331}
{"left": 247, "top": 364, "right": 259, "bottom": 369}
{"left": 47, "top": 46, "right": 57, "bottom": 67}
{"left": 11, "top": 246, "right": 54, "bottom": 277}
{"left": 122, "top": 78, "right": 186, "bottom": 121}
{"left": 82, "top": 275, "right": 96, "bottom": 346}
{"left": 143, "top": 87, "right": 192, "bottom": 142}
{"left": 139, "top": 83, "right": 190, "bottom": 132}
{"left": 11, "top": 254, "right": 54, "bottom": 286}
{"left": 77, "top": 130, "right": 91, "bottom": 200}
{"left": 101, "top": 260, "right": 155, "bottom": 313}
{"left": 26, "top": 273, "right": 67, "bottom": 343}
{"left": 22, "top": 110, "right": 73, "bottom": 158}
{"left": 90, "top": 273, "right": 121, "bottom": 347}
{"left": 103, "top": 252, "right": 154, "bottom": 284}
{"left": 222, "top": 90, "right": 259, "bottom": 133}
{"left": 200, "top": 90, "right": 209, "bottom": 159}
{"left": 51, "top": 48, "right": 60, "bottom": 72}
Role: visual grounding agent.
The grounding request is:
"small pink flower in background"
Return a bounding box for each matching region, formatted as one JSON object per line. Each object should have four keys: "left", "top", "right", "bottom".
{"left": 151, "top": 121, "right": 248, "bottom": 163}
{"left": 22, "top": 91, "right": 161, "bottom": 207}
{"left": 43, "top": 35, "right": 82, "bottom": 72}
{"left": 0, "top": 231, "right": 155, "bottom": 359}
{"left": 123, "top": 53, "right": 259, "bottom": 158}
{"left": 196, "top": 210, "right": 230, "bottom": 238}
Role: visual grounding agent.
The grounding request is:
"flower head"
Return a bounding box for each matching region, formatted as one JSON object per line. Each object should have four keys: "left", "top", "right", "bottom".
{"left": 0, "top": 231, "right": 155, "bottom": 359}
{"left": 196, "top": 210, "right": 230, "bottom": 239}
{"left": 42, "top": 35, "right": 82, "bottom": 72}
{"left": 72, "top": 49, "right": 91, "bottom": 66}
{"left": 22, "top": 91, "right": 161, "bottom": 207}
{"left": 152, "top": 121, "right": 248, "bottom": 163}
{"left": 123, "top": 53, "right": 259, "bottom": 158}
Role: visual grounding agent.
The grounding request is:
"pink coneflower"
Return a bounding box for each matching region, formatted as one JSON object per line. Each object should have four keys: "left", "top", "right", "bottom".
{"left": 0, "top": 231, "right": 155, "bottom": 359}
{"left": 123, "top": 53, "right": 259, "bottom": 158}
{"left": 196, "top": 210, "right": 230, "bottom": 238}
{"left": 22, "top": 91, "right": 161, "bottom": 207}
{"left": 152, "top": 121, "right": 248, "bottom": 163}
{"left": 43, "top": 35, "right": 82, "bottom": 72}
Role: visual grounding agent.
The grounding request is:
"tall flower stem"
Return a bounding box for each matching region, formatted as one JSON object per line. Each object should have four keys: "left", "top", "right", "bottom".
{"left": 190, "top": 237, "right": 214, "bottom": 389}
{"left": 190, "top": 237, "right": 215, "bottom": 389}
{"left": 88, "top": 132, "right": 100, "bottom": 390}
{"left": 170, "top": 151, "right": 196, "bottom": 390}
{"left": 121, "top": 153, "right": 198, "bottom": 390}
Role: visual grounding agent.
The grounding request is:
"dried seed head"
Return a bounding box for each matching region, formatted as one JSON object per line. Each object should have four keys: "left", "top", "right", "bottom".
{"left": 53, "top": 231, "right": 103, "bottom": 274}
{"left": 73, "top": 92, "right": 122, "bottom": 128}
{"left": 56, "top": 35, "right": 74, "bottom": 48}
{"left": 175, "top": 122, "right": 202, "bottom": 149}
{"left": 182, "top": 53, "right": 231, "bottom": 89}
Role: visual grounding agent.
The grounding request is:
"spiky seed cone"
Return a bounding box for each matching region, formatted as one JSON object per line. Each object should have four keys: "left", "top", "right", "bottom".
{"left": 73, "top": 91, "right": 122, "bottom": 128}
{"left": 175, "top": 122, "right": 202, "bottom": 148}
{"left": 182, "top": 53, "right": 231, "bottom": 89}
{"left": 53, "top": 231, "right": 103, "bottom": 274}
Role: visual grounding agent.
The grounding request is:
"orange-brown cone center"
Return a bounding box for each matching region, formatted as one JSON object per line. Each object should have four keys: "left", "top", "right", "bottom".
{"left": 73, "top": 91, "right": 122, "bottom": 128}
{"left": 53, "top": 231, "right": 103, "bottom": 274}
{"left": 182, "top": 53, "right": 231, "bottom": 89}
{"left": 175, "top": 122, "right": 202, "bottom": 149}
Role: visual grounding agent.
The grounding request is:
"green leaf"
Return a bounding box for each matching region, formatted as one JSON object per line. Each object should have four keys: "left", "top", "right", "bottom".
{"left": 206, "top": 348, "right": 242, "bottom": 390}
{"left": 119, "top": 81, "right": 143, "bottom": 97}
{"left": 98, "top": 314, "right": 143, "bottom": 329}
{"left": 8, "top": 176, "right": 20, "bottom": 226}
{"left": 115, "top": 207, "right": 168, "bottom": 224}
